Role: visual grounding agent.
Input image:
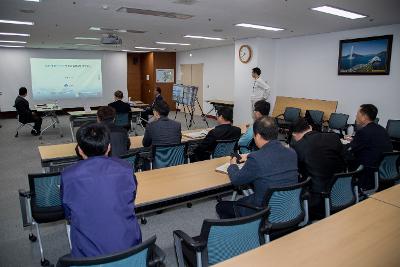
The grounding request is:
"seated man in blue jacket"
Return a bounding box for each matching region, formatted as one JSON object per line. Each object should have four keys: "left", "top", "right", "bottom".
{"left": 61, "top": 123, "right": 142, "bottom": 258}
{"left": 216, "top": 116, "right": 298, "bottom": 219}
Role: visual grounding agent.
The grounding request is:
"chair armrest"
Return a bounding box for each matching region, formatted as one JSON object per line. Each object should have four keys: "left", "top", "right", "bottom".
{"left": 275, "top": 114, "right": 284, "bottom": 119}
{"left": 18, "top": 189, "right": 31, "bottom": 198}
{"left": 148, "top": 244, "right": 166, "bottom": 267}
{"left": 301, "top": 191, "right": 311, "bottom": 200}
{"left": 173, "top": 230, "right": 207, "bottom": 251}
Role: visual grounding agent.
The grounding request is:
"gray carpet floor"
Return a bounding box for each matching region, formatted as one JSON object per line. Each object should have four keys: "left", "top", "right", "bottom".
{"left": 0, "top": 113, "right": 219, "bottom": 267}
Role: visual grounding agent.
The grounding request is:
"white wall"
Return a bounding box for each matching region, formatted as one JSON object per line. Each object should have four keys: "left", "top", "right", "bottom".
{"left": 0, "top": 48, "right": 127, "bottom": 111}
{"left": 176, "top": 45, "right": 234, "bottom": 114}
{"left": 275, "top": 24, "right": 400, "bottom": 126}
{"left": 234, "top": 37, "right": 276, "bottom": 124}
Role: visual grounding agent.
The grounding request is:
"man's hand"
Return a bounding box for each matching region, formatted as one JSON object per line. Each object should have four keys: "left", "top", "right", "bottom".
{"left": 230, "top": 157, "right": 238, "bottom": 165}
{"left": 344, "top": 135, "right": 353, "bottom": 141}
{"left": 240, "top": 153, "right": 249, "bottom": 162}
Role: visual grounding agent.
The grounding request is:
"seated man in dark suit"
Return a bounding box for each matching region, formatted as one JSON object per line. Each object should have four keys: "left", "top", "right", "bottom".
{"left": 97, "top": 106, "right": 130, "bottom": 157}
{"left": 291, "top": 118, "right": 345, "bottom": 218}
{"left": 14, "top": 87, "right": 42, "bottom": 135}
{"left": 108, "top": 90, "right": 131, "bottom": 113}
{"left": 346, "top": 104, "right": 392, "bottom": 190}
{"left": 216, "top": 117, "right": 298, "bottom": 219}
{"left": 141, "top": 87, "right": 163, "bottom": 127}
{"left": 142, "top": 100, "right": 181, "bottom": 147}
{"left": 61, "top": 123, "right": 142, "bottom": 258}
{"left": 191, "top": 107, "right": 241, "bottom": 162}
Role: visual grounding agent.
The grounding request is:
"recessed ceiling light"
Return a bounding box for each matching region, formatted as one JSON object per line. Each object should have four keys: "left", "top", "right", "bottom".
{"left": 122, "top": 50, "right": 149, "bottom": 53}
{"left": 0, "top": 19, "right": 34, "bottom": 26}
{"left": 89, "top": 27, "right": 127, "bottom": 33}
{"left": 0, "top": 44, "right": 25, "bottom": 48}
{"left": 235, "top": 23, "right": 284, "bottom": 31}
{"left": 134, "top": 46, "right": 166, "bottom": 50}
{"left": 89, "top": 27, "right": 101, "bottom": 31}
{"left": 311, "top": 6, "right": 367, "bottom": 19}
{"left": 74, "top": 37, "right": 100, "bottom": 40}
{"left": 24, "top": 0, "right": 41, "bottom": 2}
{"left": 0, "top": 40, "right": 27, "bottom": 44}
{"left": 0, "top": 32, "right": 30, "bottom": 37}
{"left": 184, "top": 35, "right": 224, "bottom": 40}
{"left": 155, "top": 42, "right": 190, "bottom": 46}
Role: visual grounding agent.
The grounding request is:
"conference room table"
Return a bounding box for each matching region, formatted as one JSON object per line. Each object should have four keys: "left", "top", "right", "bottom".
{"left": 135, "top": 156, "right": 232, "bottom": 215}
{"left": 215, "top": 197, "right": 400, "bottom": 267}
{"left": 370, "top": 184, "right": 400, "bottom": 208}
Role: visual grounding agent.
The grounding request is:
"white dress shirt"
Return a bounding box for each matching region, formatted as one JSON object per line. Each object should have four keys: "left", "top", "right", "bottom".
{"left": 251, "top": 77, "right": 270, "bottom": 101}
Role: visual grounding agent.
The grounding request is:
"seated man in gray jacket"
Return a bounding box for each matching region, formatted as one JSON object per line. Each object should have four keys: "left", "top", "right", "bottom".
{"left": 216, "top": 116, "right": 298, "bottom": 219}
{"left": 142, "top": 100, "right": 181, "bottom": 147}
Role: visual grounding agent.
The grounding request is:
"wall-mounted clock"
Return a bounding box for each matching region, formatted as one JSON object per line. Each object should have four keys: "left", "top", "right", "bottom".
{"left": 239, "top": 45, "right": 252, "bottom": 63}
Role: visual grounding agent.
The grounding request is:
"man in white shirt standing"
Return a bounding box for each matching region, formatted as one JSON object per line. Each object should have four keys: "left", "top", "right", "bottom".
{"left": 251, "top": 67, "right": 271, "bottom": 110}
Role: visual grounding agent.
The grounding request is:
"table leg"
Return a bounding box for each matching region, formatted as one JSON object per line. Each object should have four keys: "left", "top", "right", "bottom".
{"left": 70, "top": 120, "right": 75, "bottom": 142}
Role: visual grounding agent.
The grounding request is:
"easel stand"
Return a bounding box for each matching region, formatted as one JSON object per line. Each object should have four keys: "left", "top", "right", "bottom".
{"left": 174, "top": 98, "right": 209, "bottom": 130}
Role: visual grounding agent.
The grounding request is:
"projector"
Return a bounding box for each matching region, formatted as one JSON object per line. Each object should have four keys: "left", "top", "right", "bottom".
{"left": 101, "top": 34, "right": 122, "bottom": 45}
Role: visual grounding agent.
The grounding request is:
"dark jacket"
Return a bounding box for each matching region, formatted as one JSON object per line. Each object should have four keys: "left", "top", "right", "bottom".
{"left": 228, "top": 140, "right": 298, "bottom": 216}
{"left": 108, "top": 100, "right": 131, "bottom": 114}
{"left": 349, "top": 122, "right": 393, "bottom": 168}
{"left": 61, "top": 156, "right": 142, "bottom": 258}
{"left": 194, "top": 124, "right": 242, "bottom": 160}
{"left": 292, "top": 131, "right": 345, "bottom": 196}
{"left": 151, "top": 94, "right": 163, "bottom": 109}
{"left": 142, "top": 116, "right": 181, "bottom": 147}
{"left": 102, "top": 120, "right": 131, "bottom": 157}
{"left": 14, "top": 95, "right": 32, "bottom": 123}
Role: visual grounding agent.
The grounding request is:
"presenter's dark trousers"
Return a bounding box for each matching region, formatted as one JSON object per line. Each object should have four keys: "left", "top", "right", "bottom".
{"left": 140, "top": 108, "right": 152, "bottom": 127}
{"left": 23, "top": 113, "right": 42, "bottom": 133}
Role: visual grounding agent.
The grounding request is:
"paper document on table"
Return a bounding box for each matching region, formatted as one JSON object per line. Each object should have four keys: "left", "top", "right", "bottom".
{"left": 215, "top": 162, "right": 244, "bottom": 174}
{"left": 183, "top": 130, "right": 209, "bottom": 139}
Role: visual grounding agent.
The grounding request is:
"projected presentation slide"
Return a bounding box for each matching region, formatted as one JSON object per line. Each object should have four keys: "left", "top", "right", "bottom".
{"left": 30, "top": 58, "right": 103, "bottom": 100}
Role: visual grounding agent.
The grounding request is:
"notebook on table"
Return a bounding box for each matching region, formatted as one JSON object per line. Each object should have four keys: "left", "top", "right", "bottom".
{"left": 215, "top": 162, "right": 244, "bottom": 174}
{"left": 183, "top": 130, "right": 209, "bottom": 139}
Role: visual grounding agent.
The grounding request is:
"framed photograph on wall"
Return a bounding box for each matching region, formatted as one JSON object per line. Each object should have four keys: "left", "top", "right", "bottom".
{"left": 156, "top": 69, "right": 175, "bottom": 83}
{"left": 338, "top": 35, "right": 393, "bottom": 75}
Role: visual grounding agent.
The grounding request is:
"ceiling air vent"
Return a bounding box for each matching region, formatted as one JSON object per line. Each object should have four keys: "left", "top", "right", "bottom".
{"left": 116, "top": 7, "right": 194, "bottom": 20}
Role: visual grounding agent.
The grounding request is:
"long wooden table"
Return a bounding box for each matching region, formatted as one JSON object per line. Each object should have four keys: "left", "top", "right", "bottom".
{"left": 135, "top": 157, "right": 232, "bottom": 214}
{"left": 370, "top": 184, "right": 400, "bottom": 208}
{"left": 215, "top": 198, "right": 400, "bottom": 267}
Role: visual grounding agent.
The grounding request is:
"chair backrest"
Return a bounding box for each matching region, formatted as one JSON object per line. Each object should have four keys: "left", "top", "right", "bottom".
{"left": 386, "top": 120, "right": 400, "bottom": 139}
{"left": 115, "top": 113, "right": 130, "bottom": 127}
{"left": 284, "top": 107, "right": 301, "bottom": 122}
{"left": 28, "top": 172, "right": 62, "bottom": 209}
{"left": 57, "top": 236, "right": 157, "bottom": 267}
{"left": 263, "top": 178, "right": 310, "bottom": 228}
{"left": 328, "top": 113, "right": 349, "bottom": 130}
{"left": 329, "top": 167, "right": 363, "bottom": 212}
{"left": 152, "top": 143, "right": 187, "bottom": 169}
{"left": 306, "top": 110, "right": 324, "bottom": 126}
{"left": 379, "top": 151, "right": 400, "bottom": 181}
{"left": 239, "top": 139, "right": 257, "bottom": 154}
{"left": 120, "top": 151, "right": 139, "bottom": 171}
{"left": 200, "top": 208, "right": 269, "bottom": 266}
{"left": 213, "top": 139, "right": 238, "bottom": 158}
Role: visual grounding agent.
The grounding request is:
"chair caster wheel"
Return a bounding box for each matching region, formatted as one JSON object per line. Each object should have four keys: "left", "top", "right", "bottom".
{"left": 41, "top": 258, "right": 51, "bottom": 266}
{"left": 15, "top": 133, "right": 18, "bottom": 137}
{"left": 187, "top": 203, "right": 192, "bottom": 208}
{"left": 140, "top": 217, "right": 147, "bottom": 225}
{"left": 29, "top": 233, "right": 37, "bottom": 242}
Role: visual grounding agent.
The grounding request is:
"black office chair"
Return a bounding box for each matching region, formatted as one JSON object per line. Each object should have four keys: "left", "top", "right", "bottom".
{"left": 378, "top": 151, "right": 400, "bottom": 188}
{"left": 305, "top": 110, "right": 324, "bottom": 131}
{"left": 324, "top": 113, "right": 349, "bottom": 137}
{"left": 238, "top": 139, "right": 258, "bottom": 154}
{"left": 320, "top": 166, "right": 364, "bottom": 218}
{"left": 386, "top": 120, "right": 400, "bottom": 150}
{"left": 120, "top": 150, "right": 142, "bottom": 172}
{"left": 57, "top": 236, "right": 165, "bottom": 267}
{"left": 236, "top": 178, "right": 310, "bottom": 242}
{"left": 275, "top": 107, "right": 301, "bottom": 131}
{"left": 151, "top": 143, "right": 188, "bottom": 169}
{"left": 173, "top": 208, "right": 269, "bottom": 267}
{"left": 212, "top": 139, "right": 238, "bottom": 159}
{"left": 23, "top": 172, "right": 66, "bottom": 266}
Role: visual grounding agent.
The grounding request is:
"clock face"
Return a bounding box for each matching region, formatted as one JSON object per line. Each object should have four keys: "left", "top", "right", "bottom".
{"left": 239, "top": 45, "right": 252, "bottom": 63}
